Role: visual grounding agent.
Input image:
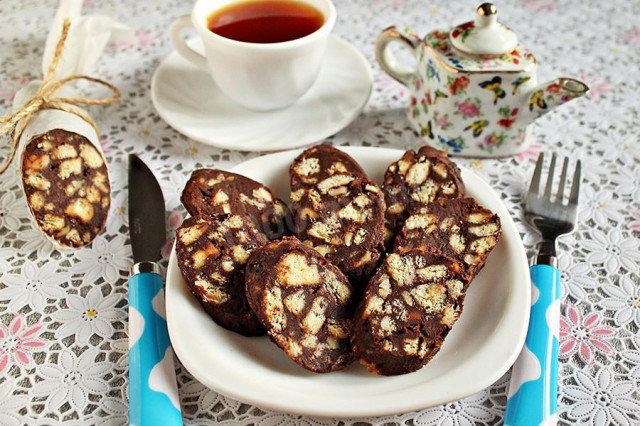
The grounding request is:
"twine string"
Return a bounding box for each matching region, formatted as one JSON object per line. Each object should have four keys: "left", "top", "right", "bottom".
{"left": 0, "top": 19, "right": 121, "bottom": 174}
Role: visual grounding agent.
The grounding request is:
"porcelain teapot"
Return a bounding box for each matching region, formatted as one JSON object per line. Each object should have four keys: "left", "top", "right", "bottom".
{"left": 375, "top": 2, "right": 589, "bottom": 157}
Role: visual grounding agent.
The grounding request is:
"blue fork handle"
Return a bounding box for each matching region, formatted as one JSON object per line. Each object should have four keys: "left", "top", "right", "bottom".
{"left": 504, "top": 264, "right": 561, "bottom": 426}
{"left": 129, "top": 269, "right": 183, "bottom": 426}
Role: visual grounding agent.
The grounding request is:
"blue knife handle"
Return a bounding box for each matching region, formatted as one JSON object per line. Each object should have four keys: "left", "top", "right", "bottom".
{"left": 129, "top": 267, "right": 183, "bottom": 426}
{"left": 505, "top": 264, "right": 560, "bottom": 426}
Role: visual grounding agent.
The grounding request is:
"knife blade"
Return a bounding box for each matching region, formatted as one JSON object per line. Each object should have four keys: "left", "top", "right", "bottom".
{"left": 129, "top": 155, "right": 166, "bottom": 264}
{"left": 128, "top": 154, "right": 182, "bottom": 426}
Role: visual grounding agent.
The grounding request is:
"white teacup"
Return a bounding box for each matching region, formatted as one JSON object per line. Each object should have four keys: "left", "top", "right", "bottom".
{"left": 171, "top": 0, "right": 336, "bottom": 111}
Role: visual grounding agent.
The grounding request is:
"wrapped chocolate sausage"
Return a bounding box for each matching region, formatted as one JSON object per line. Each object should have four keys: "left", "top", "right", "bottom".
{"left": 1, "top": 2, "right": 132, "bottom": 248}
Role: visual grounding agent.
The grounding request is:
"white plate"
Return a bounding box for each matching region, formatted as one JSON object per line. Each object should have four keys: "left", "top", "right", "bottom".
{"left": 166, "top": 147, "right": 530, "bottom": 418}
{"left": 151, "top": 36, "right": 372, "bottom": 152}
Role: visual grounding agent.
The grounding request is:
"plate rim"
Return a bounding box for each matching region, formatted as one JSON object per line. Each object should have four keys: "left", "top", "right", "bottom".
{"left": 150, "top": 35, "right": 373, "bottom": 152}
{"left": 166, "top": 146, "right": 530, "bottom": 417}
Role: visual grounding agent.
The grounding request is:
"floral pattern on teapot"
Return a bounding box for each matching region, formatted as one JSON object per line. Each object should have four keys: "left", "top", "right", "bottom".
{"left": 399, "top": 28, "right": 588, "bottom": 156}
{"left": 375, "top": 3, "right": 589, "bottom": 157}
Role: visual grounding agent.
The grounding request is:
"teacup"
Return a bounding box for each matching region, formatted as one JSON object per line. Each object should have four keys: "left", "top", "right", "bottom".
{"left": 171, "top": 0, "right": 336, "bottom": 111}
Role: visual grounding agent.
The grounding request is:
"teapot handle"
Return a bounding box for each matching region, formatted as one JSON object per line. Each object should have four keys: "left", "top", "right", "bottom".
{"left": 375, "top": 26, "right": 421, "bottom": 87}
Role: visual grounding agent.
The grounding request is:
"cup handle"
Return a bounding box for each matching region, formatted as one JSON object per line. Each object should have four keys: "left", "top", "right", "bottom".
{"left": 170, "top": 15, "right": 208, "bottom": 69}
{"left": 375, "top": 26, "right": 421, "bottom": 87}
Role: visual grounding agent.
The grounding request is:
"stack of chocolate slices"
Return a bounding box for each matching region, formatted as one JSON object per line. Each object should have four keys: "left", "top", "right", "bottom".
{"left": 351, "top": 146, "right": 502, "bottom": 375}
{"left": 175, "top": 144, "right": 501, "bottom": 375}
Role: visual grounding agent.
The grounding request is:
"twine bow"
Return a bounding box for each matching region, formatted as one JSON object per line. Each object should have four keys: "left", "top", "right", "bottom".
{"left": 0, "top": 19, "right": 120, "bottom": 174}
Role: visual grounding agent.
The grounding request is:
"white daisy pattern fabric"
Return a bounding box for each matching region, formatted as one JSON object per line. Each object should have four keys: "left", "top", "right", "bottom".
{"left": 31, "top": 348, "right": 111, "bottom": 412}
{"left": 71, "top": 234, "right": 131, "bottom": 283}
{"left": 0, "top": 380, "right": 30, "bottom": 426}
{"left": 582, "top": 229, "right": 640, "bottom": 275}
{"left": 0, "top": 261, "right": 68, "bottom": 312}
{"left": 562, "top": 368, "right": 640, "bottom": 425}
{"left": 51, "top": 287, "right": 125, "bottom": 344}
{"left": 0, "top": 0, "right": 639, "bottom": 424}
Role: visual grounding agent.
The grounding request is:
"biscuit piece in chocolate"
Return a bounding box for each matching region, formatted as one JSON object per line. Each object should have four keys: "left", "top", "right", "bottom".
{"left": 351, "top": 249, "right": 469, "bottom": 376}
{"left": 245, "top": 237, "right": 355, "bottom": 373}
{"left": 181, "top": 169, "right": 290, "bottom": 240}
{"left": 175, "top": 214, "right": 267, "bottom": 336}
{"left": 382, "top": 146, "right": 464, "bottom": 245}
{"left": 394, "top": 198, "right": 502, "bottom": 280}
{"left": 290, "top": 144, "right": 366, "bottom": 188}
{"left": 291, "top": 172, "right": 385, "bottom": 289}
{"left": 21, "top": 129, "right": 110, "bottom": 248}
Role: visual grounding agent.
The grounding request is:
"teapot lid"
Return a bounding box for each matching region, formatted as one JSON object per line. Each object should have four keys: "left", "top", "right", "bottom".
{"left": 449, "top": 3, "right": 518, "bottom": 57}
{"left": 423, "top": 2, "right": 535, "bottom": 73}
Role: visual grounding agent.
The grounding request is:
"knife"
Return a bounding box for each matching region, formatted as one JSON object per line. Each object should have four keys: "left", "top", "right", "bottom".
{"left": 128, "top": 154, "right": 183, "bottom": 426}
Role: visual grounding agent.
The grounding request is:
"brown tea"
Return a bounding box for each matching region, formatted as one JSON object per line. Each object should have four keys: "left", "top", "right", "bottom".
{"left": 207, "top": 0, "right": 325, "bottom": 44}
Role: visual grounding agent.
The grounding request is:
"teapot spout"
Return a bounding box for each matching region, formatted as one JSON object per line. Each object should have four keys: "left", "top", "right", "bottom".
{"left": 523, "top": 77, "right": 589, "bottom": 122}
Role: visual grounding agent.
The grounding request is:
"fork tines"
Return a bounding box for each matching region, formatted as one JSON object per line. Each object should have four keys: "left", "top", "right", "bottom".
{"left": 528, "top": 153, "right": 581, "bottom": 205}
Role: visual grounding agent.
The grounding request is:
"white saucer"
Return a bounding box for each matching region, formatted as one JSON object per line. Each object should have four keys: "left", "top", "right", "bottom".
{"left": 151, "top": 35, "right": 373, "bottom": 151}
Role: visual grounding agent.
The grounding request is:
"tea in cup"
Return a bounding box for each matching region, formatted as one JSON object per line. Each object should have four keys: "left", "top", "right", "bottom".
{"left": 171, "top": 0, "right": 336, "bottom": 111}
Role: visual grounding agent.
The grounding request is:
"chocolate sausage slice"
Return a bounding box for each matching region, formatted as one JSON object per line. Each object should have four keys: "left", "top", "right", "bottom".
{"left": 175, "top": 214, "right": 267, "bottom": 336}
{"left": 291, "top": 172, "right": 385, "bottom": 289}
{"left": 181, "top": 169, "right": 290, "bottom": 240}
{"left": 245, "top": 237, "right": 355, "bottom": 373}
{"left": 394, "top": 197, "right": 502, "bottom": 281}
{"left": 351, "top": 249, "right": 469, "bottom": 376}
{"left": 21, "top": 129, "right": 110, "bottom": 248}
{"left": 290, "top": 144, "right": 366, "bottom": 188}
{"left": 382, "top": 146, "right": 464, "bottom": 246}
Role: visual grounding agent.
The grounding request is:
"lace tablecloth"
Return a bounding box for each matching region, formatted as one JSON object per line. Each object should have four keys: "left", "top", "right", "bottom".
{"left": 1, "top": 0, "right": 639, "bottom": 424}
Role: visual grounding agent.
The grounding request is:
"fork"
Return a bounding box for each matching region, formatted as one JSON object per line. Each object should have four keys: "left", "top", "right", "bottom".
{"left": 504, "top": 153, "right": 581, "bottom": 426}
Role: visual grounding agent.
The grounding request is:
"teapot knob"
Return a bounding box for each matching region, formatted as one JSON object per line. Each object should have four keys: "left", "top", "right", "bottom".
{"left": 476, "top": 3, "right": 498, "bottom": 27}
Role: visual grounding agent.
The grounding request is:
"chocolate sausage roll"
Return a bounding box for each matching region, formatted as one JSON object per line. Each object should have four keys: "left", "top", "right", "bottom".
{"left": 394, "top": 197, "right": 502, "bottom": 281}
{"left": 21, "top": 129, "right": 110, "bottom": 248}
{"left": 175, "top": 214, "right": 267, "bottom": 336}
{"left": 290, "top": 172, "right": 385, "bottom": 289}
{"left": 245, "top": 237, "right": 355, "bottom": 373}
{"left": 382, "top": 146, "right": 464, "bottom": 245}
{"left": 290, "top": 144, "right": 366, "bottom": 188}
{"left": 351, "top": 249, "right": 470, "bottom": 376}
{"left": 181, "top": 169, "right": 290, "bottom": 240}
